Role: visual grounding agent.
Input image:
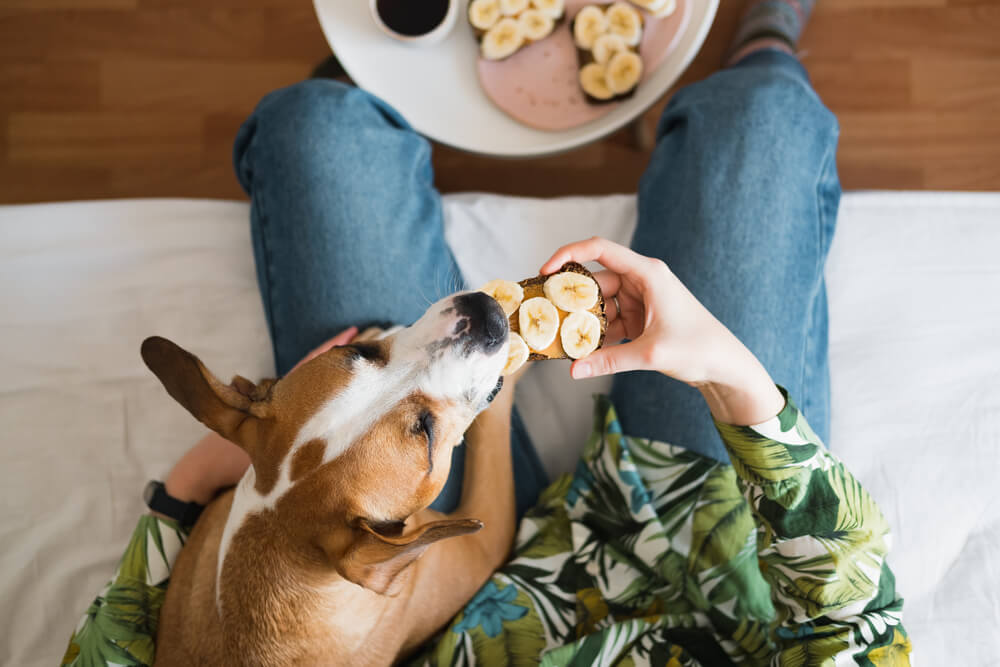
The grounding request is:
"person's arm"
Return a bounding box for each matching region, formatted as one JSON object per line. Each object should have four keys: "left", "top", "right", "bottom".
{"left": 539, "top": 237, "right": 911, "bottom": 662}
{"left": 716, "top": 391, "right": 911, "bottom": 663}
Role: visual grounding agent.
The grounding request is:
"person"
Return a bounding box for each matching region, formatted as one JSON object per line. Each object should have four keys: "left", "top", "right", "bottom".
{"left": 63, "top": 1, "right": 913, "bottom": 664}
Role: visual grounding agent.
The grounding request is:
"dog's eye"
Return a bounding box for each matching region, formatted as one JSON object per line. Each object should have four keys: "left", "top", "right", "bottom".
{"left": 415, "top": 411, "right": 435, "bottom": 443}
{"left": 415, "top": 410, "right": 436, "bottom": 471}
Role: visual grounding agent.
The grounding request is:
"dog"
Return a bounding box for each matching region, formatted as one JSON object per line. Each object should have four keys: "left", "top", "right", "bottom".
{"left": 143, "top": 291, "right": 518, "bottom": 665}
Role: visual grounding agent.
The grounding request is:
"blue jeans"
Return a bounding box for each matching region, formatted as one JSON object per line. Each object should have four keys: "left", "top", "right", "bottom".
{"left": 234, "top": 50, "right": 839, "bottom": 513}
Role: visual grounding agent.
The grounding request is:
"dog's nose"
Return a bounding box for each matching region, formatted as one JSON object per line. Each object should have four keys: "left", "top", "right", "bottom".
{"left": 454, "top": 291, "right": 508, "bottom": 352}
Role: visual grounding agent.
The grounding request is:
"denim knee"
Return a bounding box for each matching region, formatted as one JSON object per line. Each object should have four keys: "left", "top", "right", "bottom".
{"left": 233, "top": 79, "right": 413, "bottom": 195}
{"left": 660, "top": 51, "right": 838, "bottom": 164}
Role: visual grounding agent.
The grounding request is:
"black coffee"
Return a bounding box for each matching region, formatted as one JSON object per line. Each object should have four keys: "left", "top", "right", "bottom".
{"left": 376, "top": 0, "right": 450, "bottom": 36}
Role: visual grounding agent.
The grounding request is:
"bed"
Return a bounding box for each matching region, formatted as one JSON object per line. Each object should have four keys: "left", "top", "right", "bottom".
{"left": 2, "top": 192, "right": 998, "bottom": 665}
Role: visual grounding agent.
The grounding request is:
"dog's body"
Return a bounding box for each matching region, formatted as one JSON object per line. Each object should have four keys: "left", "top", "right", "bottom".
{"left": 147, "top": 293, "right": 518, "bottom": 666}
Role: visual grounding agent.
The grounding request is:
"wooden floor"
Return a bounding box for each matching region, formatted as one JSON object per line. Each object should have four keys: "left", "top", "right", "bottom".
{"left": 1, "top": 0, "right": 998, "bottom": 203}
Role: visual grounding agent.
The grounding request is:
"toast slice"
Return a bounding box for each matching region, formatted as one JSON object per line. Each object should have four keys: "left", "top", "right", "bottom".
{"left": 509, "top": 261, "right": 607, "bottom": 361}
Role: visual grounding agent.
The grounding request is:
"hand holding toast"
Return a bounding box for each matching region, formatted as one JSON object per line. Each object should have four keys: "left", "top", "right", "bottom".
{"left": 540, "top": 237, "right": 785, "bottom": 425}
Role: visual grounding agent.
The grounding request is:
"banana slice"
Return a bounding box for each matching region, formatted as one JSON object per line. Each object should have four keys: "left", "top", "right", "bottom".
{"left": 519, "top": 8, "right": 554, "bottom": 41}
{"left": 591, "top": 33, "right": 627, "bottom": 65}
{"left": 605, "top": 50, "right": 643, "bottom": 95}
{"left": 518, "top": 297, "right": 560, "bottom": 352}
{"left": 543, "top": 271, "right": 599, "bottom": 312}
{"left": 479, "top": 279, "right": 524, "bottom": 317}
{"left": 651, "top": 0, "right": 676, "bottom": 17}
{"left": 627, "top": 0, "right": 664, "bottom": 11}
{"left": 469, "top": 0, "right": 502, "bottom": 31}
{"left": 578, "top": 62, "right": 614, "bottom": 101}
{"left": 502, "top": 332, "right": 530, "bottom": 376}
{"left": 560, "top": 310, "right": 602, "bottom": 359}
{"left": 572, "top": 5, "right": 607, "bottom": 50}
{"left": 606, "top": 2, "right": 642, "bottom": 46}
{"left": 481, "top": 18, "right": 525, "bottom": 60}
{"left": 531, "top": 0, "right": 565, "bottom": 19}
{"left": 499, "top": 0, "right": 529, "bottom": 16}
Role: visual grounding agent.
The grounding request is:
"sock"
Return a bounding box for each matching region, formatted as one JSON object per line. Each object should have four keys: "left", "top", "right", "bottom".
{"left": 726, "top": 0, "right": 817, "bottom": 65}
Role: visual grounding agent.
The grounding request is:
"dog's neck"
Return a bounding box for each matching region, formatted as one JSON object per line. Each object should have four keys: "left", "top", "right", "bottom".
{"left": 214, "top": 475, "right": 404, "bottom": 664}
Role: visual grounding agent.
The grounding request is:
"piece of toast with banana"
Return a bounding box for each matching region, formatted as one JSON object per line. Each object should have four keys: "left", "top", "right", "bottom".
{"left": 573, "top": 2, "right": 645, "bottom": 103}
{"left": 480, "top": 262, "right": 607, "bottom": 375}
{"left": 469, "top": 0, "right": 567, "bottom": 61}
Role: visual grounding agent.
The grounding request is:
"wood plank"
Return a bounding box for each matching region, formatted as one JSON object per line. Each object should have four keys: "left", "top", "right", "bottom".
{"left": 0, "top": 9, "right": 330, "bottom": 61}
{"left": 138, "top": 0, "right": 288, "bottom": 6}
{"left": 2, "top": 0, "right": 1000, "bottom": 202}
{"left": 810, "top": 58, "right": 911, "bottom": 111}
{"left": 0, "top": 163, "right": 111, "bottom": 203}
{"left": 109, "top": 163, "right": 245, "bottom": 199}
{"left": 0, "top": 0, "right": 136, "bottom": 8}
{"left": 802, "top": 7, "right": 1000, "bottom": 59}
{"left": 911, "top": 57, "right": 1000, "bottom": 112}
{"left": 434, "top": 138, "right": 650, "bottom": 196}
{"left": 202, "top": 112, "right": 244, "bottom": 173}
{"left": 837, "top": 161, "right": 925, "bottom": 191}
{"left": 838, "top": 111, "right": 1000, "bottom": 164}
{"left": 814, "top": 0, "right": 947, "bottom": 10}
{"left": 8, "top": 112, "right": 202, "bottom": 166}
{"left": 102, "top": 60, "right": 309, "bottom": 112}
{"left": 0, "top": 62, "right": 100, "bottom": 112}
{"left": 925, "top": 160, "right": 1000, "bottom": 190}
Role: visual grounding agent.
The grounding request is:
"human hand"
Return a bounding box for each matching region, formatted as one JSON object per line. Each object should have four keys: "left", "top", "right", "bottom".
{"left": 163, "top": 326, "right": 361, "bottom": 506}
{"left": 539, "top": 237, "right": 784, "bottom": 425}
{"left": 289, "top": 325, "right": 362, "bottom": 372}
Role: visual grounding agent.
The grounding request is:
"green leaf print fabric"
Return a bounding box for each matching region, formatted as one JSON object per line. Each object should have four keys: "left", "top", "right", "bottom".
{"left": 413, "top": 392, "right": 910, "bottom": 666}
{"left": 62, "top": 515, "right": 188, "bottom": 666}
{"left": 64, "top": 390, "right": 910, "bottom": 666}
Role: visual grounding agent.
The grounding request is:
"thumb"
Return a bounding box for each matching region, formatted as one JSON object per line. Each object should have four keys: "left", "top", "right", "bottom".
{"left": 570, "top": 341, "right": 649, "bottom": 379}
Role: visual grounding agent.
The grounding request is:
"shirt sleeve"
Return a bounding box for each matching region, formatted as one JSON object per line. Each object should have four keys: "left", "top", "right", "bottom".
{"left": 61, "top": 515, "right": 189, "bottom": 667}
{"left": 714, "top": 387, "right": 912, "bottom": 666}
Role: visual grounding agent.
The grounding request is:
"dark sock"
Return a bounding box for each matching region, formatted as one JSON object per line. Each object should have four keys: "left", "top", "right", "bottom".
{"left": 726, "top": 0, "right": 817, "bottom": 65}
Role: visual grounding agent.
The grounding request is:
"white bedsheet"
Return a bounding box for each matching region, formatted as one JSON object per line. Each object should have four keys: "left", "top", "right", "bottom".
{"left": 1, "top": 192, "right": 998, "bottom": 665}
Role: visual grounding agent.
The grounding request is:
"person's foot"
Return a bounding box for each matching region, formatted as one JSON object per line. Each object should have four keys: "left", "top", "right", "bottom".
{"left": 726, "top": 0, "right": 816, "bottom": 66}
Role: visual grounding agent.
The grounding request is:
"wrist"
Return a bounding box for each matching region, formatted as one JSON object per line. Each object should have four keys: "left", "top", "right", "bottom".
{"left": 164, "top": 472, "right": 216, "bottom": 506}
{"left": 694, "top": 344, "right": 784, "bottom": 425}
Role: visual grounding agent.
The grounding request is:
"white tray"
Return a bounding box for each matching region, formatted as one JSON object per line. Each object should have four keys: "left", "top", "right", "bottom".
{"left": 312, "top": 0, "right": 718, "bottom": 157}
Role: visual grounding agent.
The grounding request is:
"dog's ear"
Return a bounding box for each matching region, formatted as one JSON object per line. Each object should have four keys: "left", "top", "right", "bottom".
{"left": 230, "top": 374, "right": 277, "bottom": 402}
{"left": 332, "top": 517, "right": 482, "bottom": 595}
{"left": 141, "top": 336, "right": 271, "bottom": 452}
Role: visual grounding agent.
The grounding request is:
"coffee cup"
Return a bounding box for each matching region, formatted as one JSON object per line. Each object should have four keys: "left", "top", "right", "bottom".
{"left": 369, "top": 0, "right": 458, "bottom": 46}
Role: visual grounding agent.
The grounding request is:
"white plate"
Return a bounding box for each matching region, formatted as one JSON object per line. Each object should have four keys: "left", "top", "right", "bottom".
{"left": 313, "top": 0, "right": 718, "bottom": 157}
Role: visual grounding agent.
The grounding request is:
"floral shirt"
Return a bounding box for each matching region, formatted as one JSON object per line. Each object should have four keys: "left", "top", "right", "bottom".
{"left": 64, "top": 391, "right": 911, "bottom": 666}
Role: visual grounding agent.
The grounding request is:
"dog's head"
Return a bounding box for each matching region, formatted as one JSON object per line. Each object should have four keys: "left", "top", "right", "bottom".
{"left": 142, "top": 291, "right": 508, "bottom": 594}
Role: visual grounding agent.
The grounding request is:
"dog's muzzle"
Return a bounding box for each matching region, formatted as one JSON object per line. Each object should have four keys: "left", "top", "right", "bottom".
{"left": 452, "top": 291, "right": 509, "bottom": 354}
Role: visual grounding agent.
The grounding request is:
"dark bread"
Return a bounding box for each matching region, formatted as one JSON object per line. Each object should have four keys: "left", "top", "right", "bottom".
{"left": 509, "top": 261, "right": 607, "bottom": 360}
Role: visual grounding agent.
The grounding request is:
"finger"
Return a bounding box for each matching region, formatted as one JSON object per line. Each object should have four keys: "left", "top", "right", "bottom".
{"left": 593, "top": 269, "right": 622, "bottom": 299}
{"left": 540, "top": 237, "right": 646, "bottom": 277}
{"left": 328, "top": 326, "right": 361, "bottom": 346}
{"left": 355, "top": 326, "right": 385, "bottom": 342}
{"left": 291, "top": 326, "right": 359, "bottom": 371}
{"left": 570, "top": 340, "right": 649, "bottom": 379}
{"left": 615, "top": 290, "right": 646, "bottom": 339}
{"left": 604, "top": 318, "right": 626, "bottom": 344}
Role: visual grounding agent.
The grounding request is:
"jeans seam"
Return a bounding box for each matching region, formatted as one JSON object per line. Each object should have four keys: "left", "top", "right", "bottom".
{"left": 253, "top": 184, "right": 282, "bottom": 373}
{"left": 802, "top": 123, "right": 837, "bottom": 427}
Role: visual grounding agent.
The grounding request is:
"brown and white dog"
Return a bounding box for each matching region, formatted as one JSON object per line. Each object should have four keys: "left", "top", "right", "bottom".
{"left": 142, "top": 291, "right": 519, "bottom": 666}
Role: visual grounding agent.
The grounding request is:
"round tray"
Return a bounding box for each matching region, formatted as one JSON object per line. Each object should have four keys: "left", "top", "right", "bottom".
{"left": 313, "top": 0, "right": 717, "bottom": 157}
